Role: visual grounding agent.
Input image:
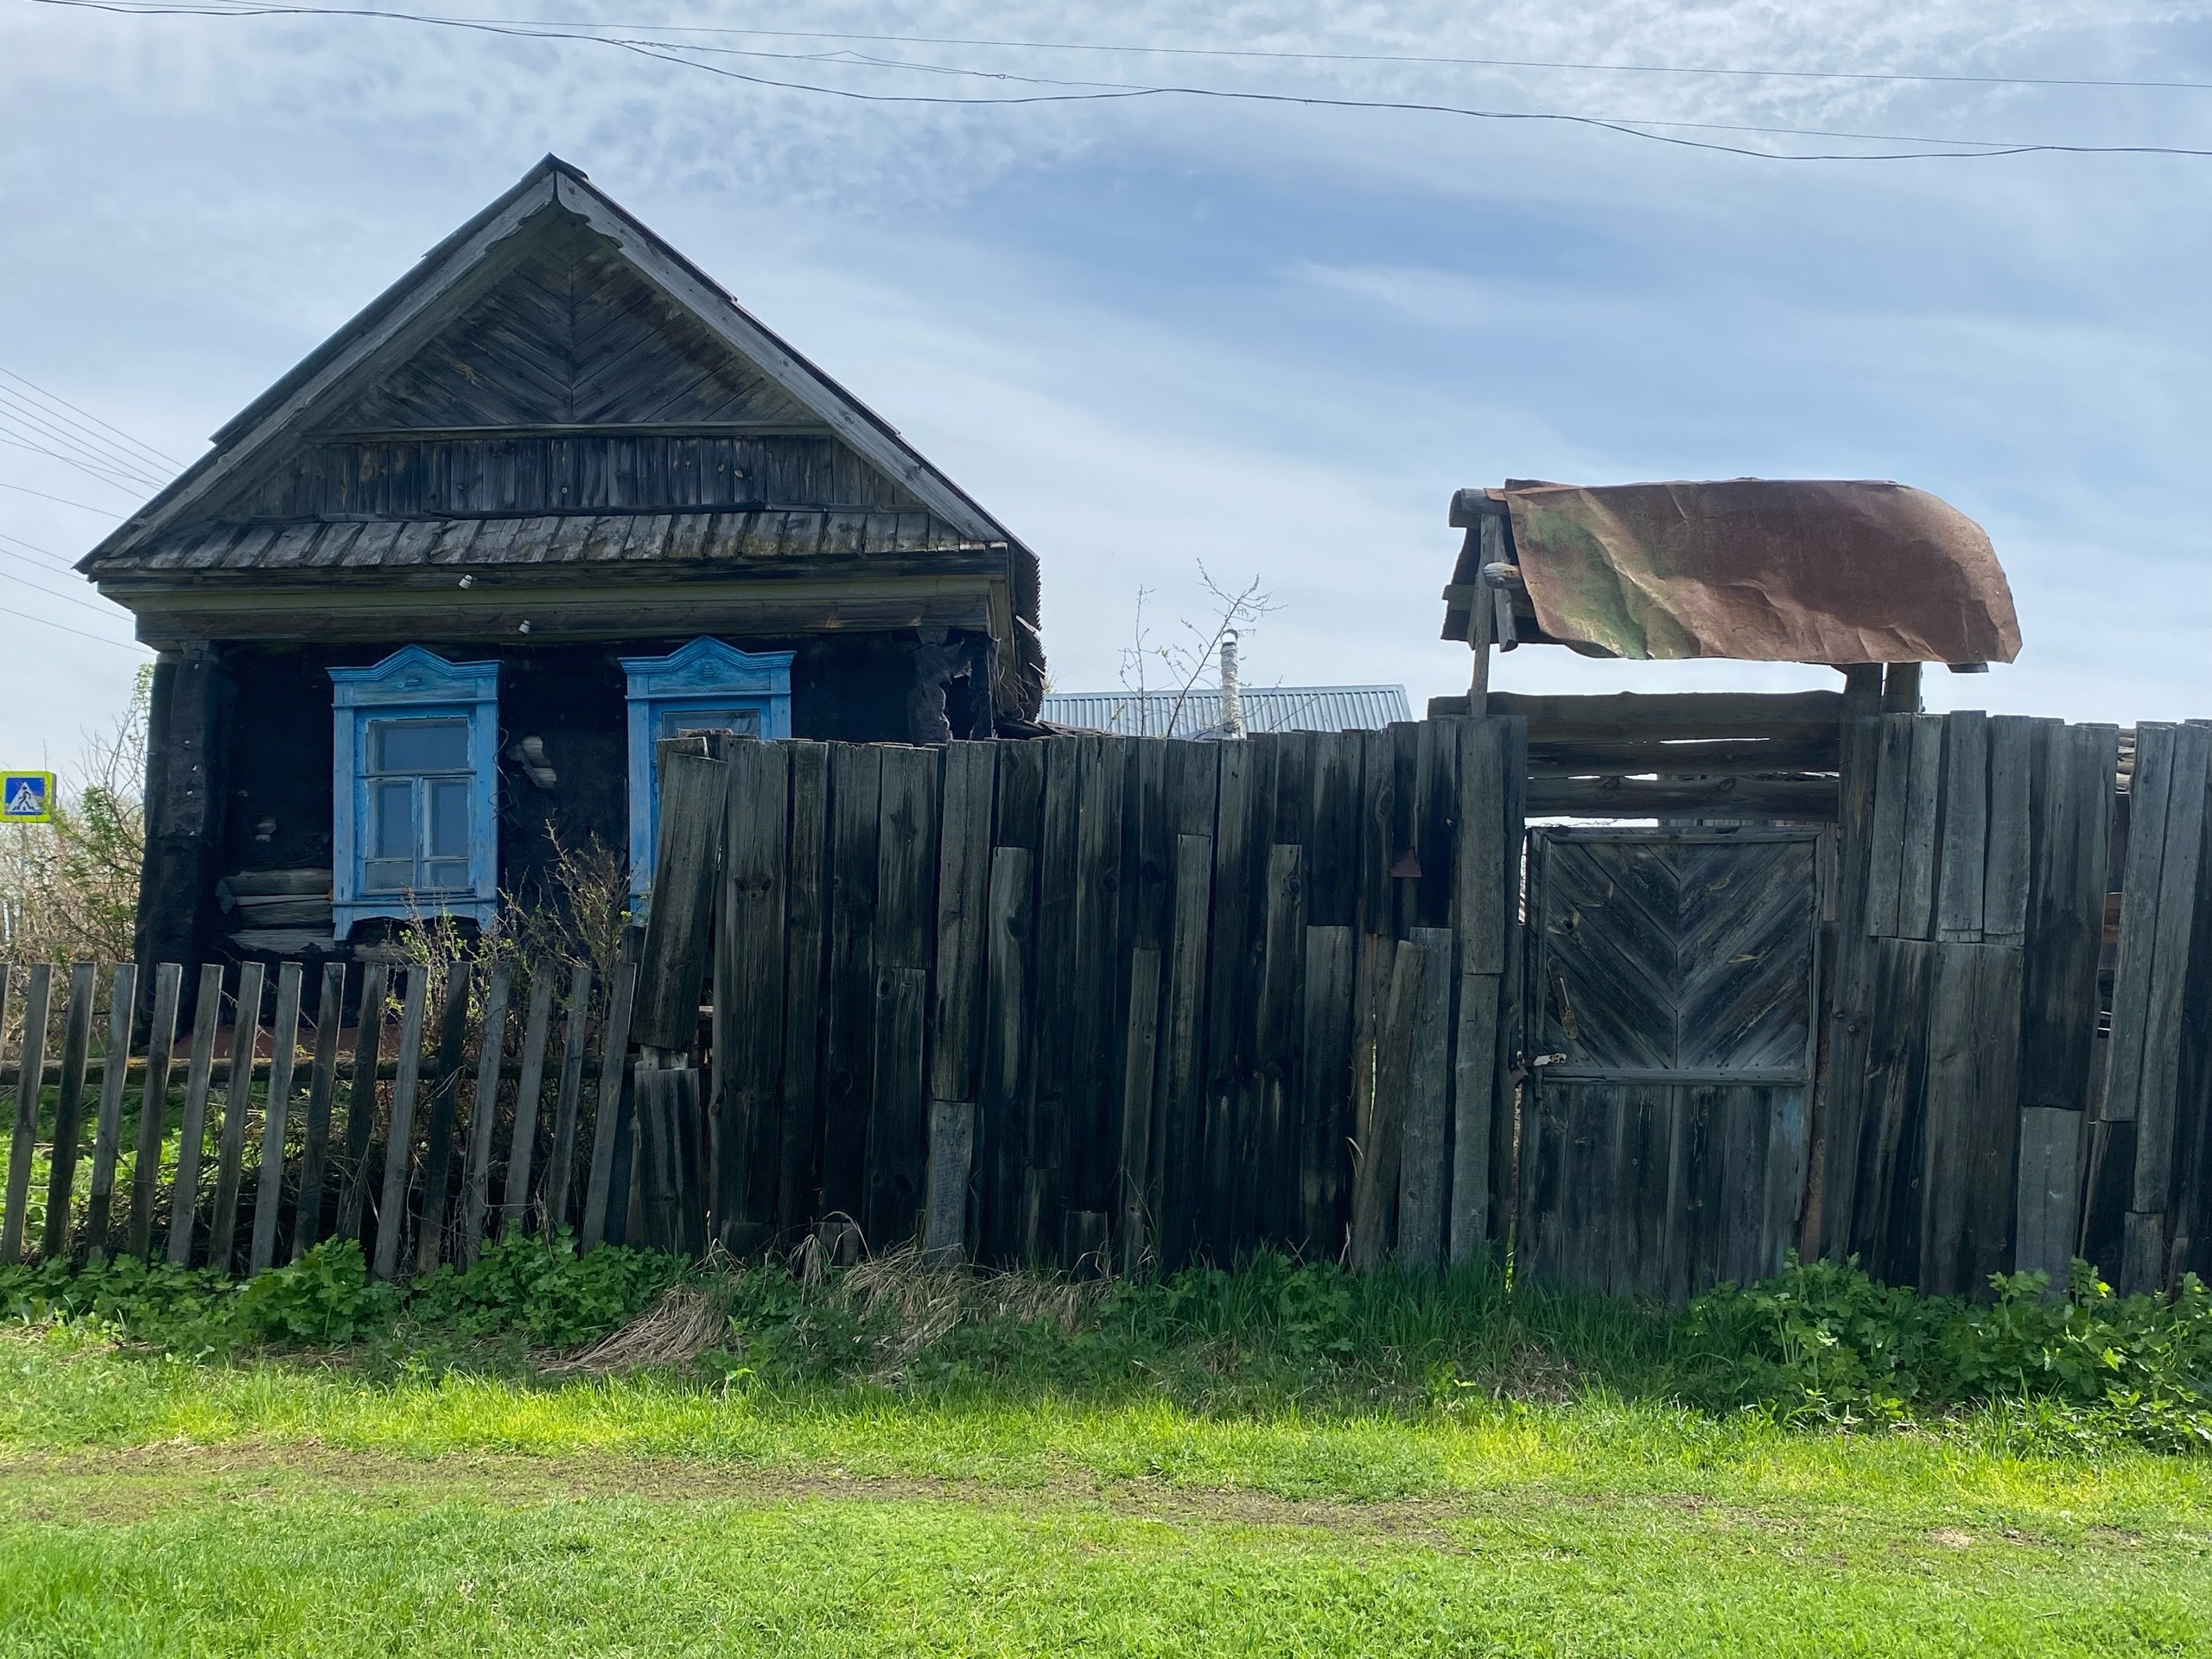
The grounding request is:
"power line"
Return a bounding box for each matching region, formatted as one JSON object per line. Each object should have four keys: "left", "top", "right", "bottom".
{"left": 0, "top": 365, "right": 184, "bottom": 470}
{"left": 0, "top": 480, "right": 123, "bottom": 515}
{"left": 0, "top": 600, "right": 149, "bottom": 652}
{"left": 98, "top": 0, "right": 2212, "bottom": 94}
{"left": 0, "top": 391, "right": 170, "bottom": 490}
{"left": 34, "top": 0, "right": 2212, "bottom": 162}
{"left": 0, "top": 410, "right": 164, "bottom": 491}
{"left": 0, "top": 556, "right": 128, "bottom": 617}
{"left": 0, "top": 530, "right": 80, "bottom": 574}
{"left": 0, "top": 429, "right": 159, "bottom": 496}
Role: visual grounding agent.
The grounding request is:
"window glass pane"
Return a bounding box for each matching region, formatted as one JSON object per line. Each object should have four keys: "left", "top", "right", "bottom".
{"left": 657, "top": 705, "right": 761, "bottom": 740}
{"left": 362, "top": 857, "right": 412, "bottom": 893}
{"left": 429, "top": 779, "right": 471, "bottom": 859}
{"left": 421, "top": 859, "right": 469, "bottom": 891}
{"left": 374, "top": 719, "right": 469, "bottom": 772}
{"left": 372, "top": 780, "right": 414, "bottom": 858}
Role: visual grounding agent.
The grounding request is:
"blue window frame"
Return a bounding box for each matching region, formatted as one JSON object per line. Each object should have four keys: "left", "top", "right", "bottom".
{"left": 621, "top": 637, "right": 792, "bottom": 894}
{"left": 330, "top": 645, "right": 500, "bottom": 938}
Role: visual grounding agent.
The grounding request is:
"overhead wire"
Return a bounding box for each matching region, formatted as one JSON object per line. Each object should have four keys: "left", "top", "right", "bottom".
{"left": 29, "top": 0, "right": 2212, "bottom": 162}
{"left": 0, "top": 480, "right": 124, "bottom": 515}
{"left": 66, "top": 0, "right": 2212, "bottom": 93}
{"left": 0, "top": 365, "right": 184, "bottom": 471}
{"left": 0, "top": 600, "right": 149, "bottom": 651}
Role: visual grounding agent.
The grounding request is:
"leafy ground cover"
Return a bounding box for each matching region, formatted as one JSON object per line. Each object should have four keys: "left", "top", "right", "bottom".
{"left": 4, "top": 1243, "right": 2211, "bottom": 1655}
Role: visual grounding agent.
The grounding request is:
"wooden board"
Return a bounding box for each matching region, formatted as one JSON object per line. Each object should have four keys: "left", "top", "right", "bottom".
{"left": 289, "top": 963, "right": 348, "bottom": 1258}
{"left": 1395, "top": 926, "right": 1455, "bottom": 1268}
{"left": 126, "top": 963, "right": 184, "bottom": 1260}
{"left": 83, "top": 963, "right": 138, "bottom": 1262}
{"left": 38, "top": 963, "right": 98, "bottom": 1262}
{"left": 167, "top": 965, "right": 226, "bottom": 1267}
{"left": 818, "top": 744, "right": 881, "bottom": 1230}
{"left": 1, "top": 965, "right": 52, "bottom": 1264}
{"left": 775, "top": 741, "right": 831, "bottom": 1235}
{"left": 248, "top": 963, "right": 305, "bottom": 1274}
{"left": 715, "top": 740, "right": 789, "bottom": 1249}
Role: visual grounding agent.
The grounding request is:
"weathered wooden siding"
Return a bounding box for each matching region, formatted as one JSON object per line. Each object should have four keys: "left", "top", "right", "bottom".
{"left": 636, "top": 722, "right": 1529, "bottom": 1272}
{"left": 230, "top": 435, "right": 931, "bottom": 522}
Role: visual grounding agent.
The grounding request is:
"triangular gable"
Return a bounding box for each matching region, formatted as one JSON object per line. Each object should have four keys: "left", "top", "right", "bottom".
{"left": 326, "top": 211, "right": 823, "bottom": 433}
{"left": 83, "top": 156, "right": 1017, "bottom": 565}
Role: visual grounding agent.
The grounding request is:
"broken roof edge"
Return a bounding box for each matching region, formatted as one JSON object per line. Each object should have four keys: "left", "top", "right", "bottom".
{"left": 1444, "top": 477, "right": 2022, "bottom": 667}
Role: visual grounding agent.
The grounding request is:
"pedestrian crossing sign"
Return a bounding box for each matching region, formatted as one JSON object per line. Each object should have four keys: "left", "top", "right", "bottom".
{"left": 3, "top": 772, "right": 54, "bottom": 823}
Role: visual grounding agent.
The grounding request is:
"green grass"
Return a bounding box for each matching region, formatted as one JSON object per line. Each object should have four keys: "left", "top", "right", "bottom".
{"left": 4, "top": 1323, "right": 2212, "bottom": 1655}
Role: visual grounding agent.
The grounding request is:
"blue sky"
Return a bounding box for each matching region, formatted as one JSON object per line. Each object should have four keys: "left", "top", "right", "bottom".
{"left": 3, "top": 1, "right": 2209, "bottom": 772}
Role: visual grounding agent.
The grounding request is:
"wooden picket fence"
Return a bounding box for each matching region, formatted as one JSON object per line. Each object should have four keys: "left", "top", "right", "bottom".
{"left": 0, "top": 951, "right": 639, "bottom": 1277}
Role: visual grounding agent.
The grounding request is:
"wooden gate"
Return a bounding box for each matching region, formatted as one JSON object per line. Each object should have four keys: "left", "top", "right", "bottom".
{"left": 1518, "top": 827, "right": 1820, "bottom": 1301}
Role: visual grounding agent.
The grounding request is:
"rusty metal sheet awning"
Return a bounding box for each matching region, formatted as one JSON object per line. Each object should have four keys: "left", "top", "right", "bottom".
{"left": 1447, "top": 479, "right": 2022, "bottom": 664}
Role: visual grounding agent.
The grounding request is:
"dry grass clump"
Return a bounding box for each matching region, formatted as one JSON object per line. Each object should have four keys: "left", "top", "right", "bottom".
{"left": 537, "top": 1243, "right": 1103, "bottom": 1381}
{"left": 537, "top": 1284, "right": 731, "bottom": 1377}
{"left": 829, "top": 1243, "right": 1096, "bottom": 1370}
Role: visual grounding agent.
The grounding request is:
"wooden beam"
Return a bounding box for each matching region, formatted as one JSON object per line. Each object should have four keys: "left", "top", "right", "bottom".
{"left": 1528, "top": 734, "right": 1840, "bottom": 778}
{"left": 1435, "top": 690, "right": 1846, "bottom": 742}
{"left": 1525, "top": 775, "right": 1840, "bottom": 820}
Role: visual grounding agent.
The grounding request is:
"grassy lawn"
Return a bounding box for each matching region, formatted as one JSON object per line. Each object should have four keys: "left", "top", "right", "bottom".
{"left": 4, "top": 1325, "right": 2211, "bottom": 1656}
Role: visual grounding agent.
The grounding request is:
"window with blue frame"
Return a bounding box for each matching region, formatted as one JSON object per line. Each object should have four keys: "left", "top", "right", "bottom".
{"left": 330, "top": 646, "right": 500, "bottom": 938}
{"left": 622, "top": 637, "right": 792, "bottom": 894}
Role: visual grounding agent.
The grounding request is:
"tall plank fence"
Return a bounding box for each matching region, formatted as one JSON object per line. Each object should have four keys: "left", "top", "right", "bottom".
{"left": 637, "top": 724, "right": 1528, "bottom": 1274}
{"left": 5, "top": 711, "right": 2209, "bottom": 1305}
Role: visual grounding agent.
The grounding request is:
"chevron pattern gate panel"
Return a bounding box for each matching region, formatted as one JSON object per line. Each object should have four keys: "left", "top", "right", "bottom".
{"left": 1521, "top": 829, "right": 1820, "bottom": 1301}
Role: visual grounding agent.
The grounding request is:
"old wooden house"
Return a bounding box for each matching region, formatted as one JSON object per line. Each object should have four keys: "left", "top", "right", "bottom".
{"left": 77, "top": 156, "right": 1045, "bottom": 966}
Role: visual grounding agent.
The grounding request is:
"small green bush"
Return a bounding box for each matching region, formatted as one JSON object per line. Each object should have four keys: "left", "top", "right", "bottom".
{"left": 1, "top": 1232, "right": 686, "bottom": 1360}
{"left": 1677, "top": 1255, "right": 2212, "bottom": 1450}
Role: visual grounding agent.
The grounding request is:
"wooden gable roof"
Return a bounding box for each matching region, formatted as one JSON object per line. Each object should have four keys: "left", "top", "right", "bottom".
{"left": 82, "top": 156, "right": 1044, "bottom": 714}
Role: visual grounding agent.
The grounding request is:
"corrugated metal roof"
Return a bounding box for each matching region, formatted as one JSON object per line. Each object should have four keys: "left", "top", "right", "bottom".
{"left": 1037, "top": 685, "right": 1412, "bottom": 738}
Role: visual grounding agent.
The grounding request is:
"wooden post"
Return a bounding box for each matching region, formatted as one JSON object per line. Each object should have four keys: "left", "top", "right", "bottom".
{"left": 1880, "top": 662, "right": 1923, "bottom": 715}
{"left": 1116, "top": 948, "right": 1162, "bottom": 1274}
{"left": 1466, "top": 522, "right": 1497, "bottom": 716}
